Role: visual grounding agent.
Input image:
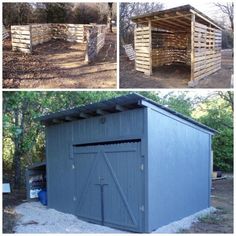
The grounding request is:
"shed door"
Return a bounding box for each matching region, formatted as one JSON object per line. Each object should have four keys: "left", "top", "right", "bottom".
{"left": 73, "top": 141, "right": 143, "bottom": 232}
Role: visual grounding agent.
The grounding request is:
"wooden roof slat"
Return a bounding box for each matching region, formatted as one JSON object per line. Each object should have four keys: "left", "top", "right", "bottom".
{"left": 151, "top": 20, "right": 186, "bottom": 31}
{"left": 153, "top": 16, "right": 190, "bottom": 29}
{"left": 132, "top": 4, "right": 222, "bottom": 30}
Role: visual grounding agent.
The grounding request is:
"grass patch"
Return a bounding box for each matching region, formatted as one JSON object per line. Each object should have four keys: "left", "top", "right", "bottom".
{"left": 198, "top": 213, "right": 222, "bottom": 224}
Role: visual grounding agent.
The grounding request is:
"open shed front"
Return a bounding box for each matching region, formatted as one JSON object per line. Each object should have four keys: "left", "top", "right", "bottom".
{"left": 132, "top": 5, "right": 222, "bottom": 85}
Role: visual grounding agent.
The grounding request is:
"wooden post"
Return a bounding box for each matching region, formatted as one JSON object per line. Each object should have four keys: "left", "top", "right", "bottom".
{"left": 190, "top": 13, "right": 195, "bottom": 82}
{"left": 85, "top": 29, "right": 90, "bottom": 63}
{"left": 29, "top": 25, "right": 32, "bottom": 53}
{"left": 134, "top": 24, "right": 136, "bottom": 70}
{"left": 148, "top": 20, "right": 153, "bottom": 76}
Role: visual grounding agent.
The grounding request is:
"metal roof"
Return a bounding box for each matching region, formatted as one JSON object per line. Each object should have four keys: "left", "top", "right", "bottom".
{"left": 38, "top": 93, "right": 216, "bottom": 134}
{"left": 131, "top": 4, "right": 222, "bottom": 30}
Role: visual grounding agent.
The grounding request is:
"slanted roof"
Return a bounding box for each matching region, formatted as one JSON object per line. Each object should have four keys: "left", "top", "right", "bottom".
{"left": 38, "top": 93, "right": 216, "bottom": 134}
{"left": 131, "top": 4, "right": 222, "bottom": 31}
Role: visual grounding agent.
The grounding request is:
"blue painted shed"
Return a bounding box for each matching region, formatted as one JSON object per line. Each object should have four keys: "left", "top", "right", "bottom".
{"left": 38, "top": 93, "right": 215, "bottom": 232}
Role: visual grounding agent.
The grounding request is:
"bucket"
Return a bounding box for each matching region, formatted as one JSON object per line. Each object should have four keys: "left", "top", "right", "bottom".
{"left": 38, "top": 190, "right": 47, "bottom": 205}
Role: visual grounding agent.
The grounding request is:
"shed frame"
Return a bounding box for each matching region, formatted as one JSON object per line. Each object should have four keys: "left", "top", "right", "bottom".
{"left": 11, "top": 23, "right": 106, "bottom": 62}
{"left": 131, "top": 5, "right": 222, "bottom": 85}
{"left": 38, "top": 93, "right": 215, "bottom": 233}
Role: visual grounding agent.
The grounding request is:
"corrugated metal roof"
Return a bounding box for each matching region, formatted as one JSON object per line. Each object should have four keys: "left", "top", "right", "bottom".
{"left": 37, "top": 93, "right": 216, "bottom": 134}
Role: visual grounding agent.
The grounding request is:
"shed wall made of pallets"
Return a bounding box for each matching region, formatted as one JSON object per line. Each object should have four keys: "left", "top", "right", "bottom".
{"left": 134, "top": 12, "right": 222, "bottom": 81}
{"left": 192, "top": 21, "right": 222, "bottom": 81}
{"left": 31, "top": 24, "right": 52, "bottom": 46}
{"left": 134, "top": 25, "right": 152, "bottom": 75}
{"left": 85, "top": 25, "right": 106, "bottom": 62}
{"left": 11, "top": 23, "right": 106, "bottom": 60}
{"left": 51, "top": 24, "right": 85, "bottom": 43}
{"left": 11, "top": 25, "right": 32, "bottom": 53}
{"left": 152, "top": 31, "right": 191, "bottom": 66}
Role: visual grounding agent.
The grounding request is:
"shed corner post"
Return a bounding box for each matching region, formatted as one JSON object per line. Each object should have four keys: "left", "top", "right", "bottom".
{"left": 189, "top": 13, "right": 195, "bottom": 86}
{"left": 85, "top": 28, "right": 90, "bottom": 63}
{"left": 148, "top": 20, "right": 153, "bottom": 76}
{"left": 134, "top": 24, "right": 137, "bottom": 71}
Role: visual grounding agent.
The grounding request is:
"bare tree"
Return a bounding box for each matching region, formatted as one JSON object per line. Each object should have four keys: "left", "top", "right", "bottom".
{"left": 214, "top": 2, "right": 234, "bottom": 31}
{"left": 108, "top": 3, "right": 113, "bottom": 33}
{"left": 120, "top": 2, "right": 163, "bottom": 44}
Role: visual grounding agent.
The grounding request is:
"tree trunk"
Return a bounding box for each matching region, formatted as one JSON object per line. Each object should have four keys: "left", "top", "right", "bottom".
{"left": 108, "top": 3, "right": 113, "bottom": 33}
{"left": 12, "top": 110, "right": 22, "bottom": 189}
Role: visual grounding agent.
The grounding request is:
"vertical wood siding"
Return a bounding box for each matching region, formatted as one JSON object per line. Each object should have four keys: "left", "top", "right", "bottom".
{"left": 147, "top": 108, "right": 211, "bottom": 231}
{"left": 135, "top": 26, "right": 152, "bottom": 75}
{"left": 193, "top": 22, "right": 222, "bottom": 80}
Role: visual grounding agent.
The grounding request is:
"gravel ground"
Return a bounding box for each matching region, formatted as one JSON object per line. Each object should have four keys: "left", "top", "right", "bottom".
{"left": 14, "top": 202, "right": 215, "bottom": 233}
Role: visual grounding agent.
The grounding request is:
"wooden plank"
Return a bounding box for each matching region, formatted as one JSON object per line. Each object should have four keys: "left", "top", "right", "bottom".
{"left": 11, "top": 25, "right": 30, "bottom": 30}
{"left": 194, "top": 64, "right": 221, "bottom": 80}
{"left": 190, "top": 13, "right": 195, "bottom": 81}
{"left": 12, "top": 47, "right": 31, "bottom": 53}
{"left": 148, "top": 20, "right": 152, "bottom": 75}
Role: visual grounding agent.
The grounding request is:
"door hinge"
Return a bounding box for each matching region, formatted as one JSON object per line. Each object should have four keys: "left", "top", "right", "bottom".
{"left": 140, "top": 163, "right": 144, "bottom": 171}
{"left": 139, "top": 205, "right": 145, "bottom": 212}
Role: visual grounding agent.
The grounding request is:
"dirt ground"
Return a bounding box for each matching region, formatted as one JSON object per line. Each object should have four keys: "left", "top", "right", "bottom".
{"left": 180, "top": 177, "right": 233, "bottom": 233}
{"left": 3, "top": 30, "right": 117, "bottom": 89}
{"left": 3, "top": 177, "right": 233, "bottom": 233}
{"left": 3, "top": 189, "right": 26, "bottom": 233}
{"left": 120, "top": 50, "right": 233, "bottom": 88}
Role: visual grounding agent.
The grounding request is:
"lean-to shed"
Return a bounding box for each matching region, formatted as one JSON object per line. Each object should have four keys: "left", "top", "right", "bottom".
{"left": 131, "top": 5, "right": 222, "bottom": 86}
{"left": 38, "top": 93, "right": 215, "bottom": 232}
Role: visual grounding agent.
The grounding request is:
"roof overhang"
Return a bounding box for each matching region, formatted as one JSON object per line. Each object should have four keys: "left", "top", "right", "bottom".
{"left": 131, "top": 4, "right": 222, "bottom": 31}
{"left": 37, "top": 93, "right": 216, "bottom": 135}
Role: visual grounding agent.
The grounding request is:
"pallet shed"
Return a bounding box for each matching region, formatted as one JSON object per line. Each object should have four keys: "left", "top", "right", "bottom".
{"left": 38, "top": 93, "right": 215, "bottom": 232}
{"left": 131, "top": 5, "right": 222, "bottom": 86}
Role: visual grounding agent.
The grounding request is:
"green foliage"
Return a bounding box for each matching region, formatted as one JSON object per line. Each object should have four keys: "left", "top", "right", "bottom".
{"left": 194, "top": 92, "right": 233, "bottom": 172}
{"left": 3, "top": 91, "right": 233, "bottom": 187}
{"left": 3, "top": 3, "right": 116, "bottom": 26}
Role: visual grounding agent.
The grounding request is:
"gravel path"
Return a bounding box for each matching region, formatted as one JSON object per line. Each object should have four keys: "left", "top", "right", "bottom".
{"left": 14, "top": 202, "right": 215, "bottom": 233}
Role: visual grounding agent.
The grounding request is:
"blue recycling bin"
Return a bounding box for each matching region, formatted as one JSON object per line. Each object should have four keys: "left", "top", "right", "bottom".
{"left": 38, "top": 190, "right": 47, "bottom": 205}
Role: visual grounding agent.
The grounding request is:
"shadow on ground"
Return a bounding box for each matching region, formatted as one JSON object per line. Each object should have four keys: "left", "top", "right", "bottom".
{"left": 120, "top": 50, "right": 233, "bottom": 88}
{"left": 3, "top": 30, "right": 117, "bottom": 89}
{"left": 3, "top": 177, "right": 233, "bottom": 233}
